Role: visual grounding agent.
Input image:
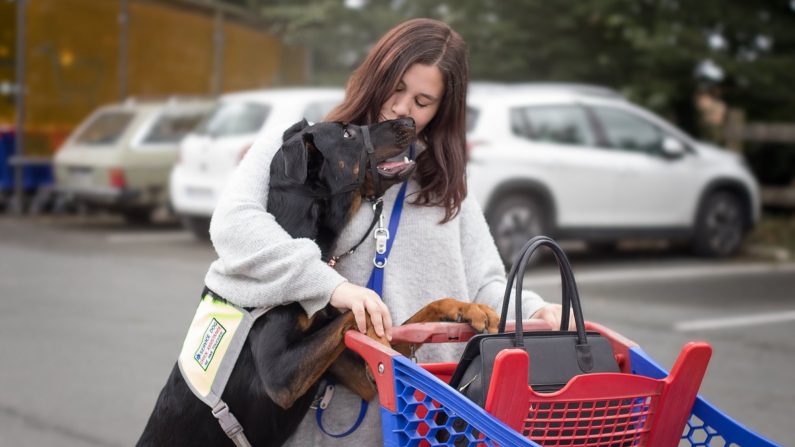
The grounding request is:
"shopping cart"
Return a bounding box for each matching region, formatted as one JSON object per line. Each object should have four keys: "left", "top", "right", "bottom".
{"left": 345, "top": 320, "right": 779, "bottom": 447}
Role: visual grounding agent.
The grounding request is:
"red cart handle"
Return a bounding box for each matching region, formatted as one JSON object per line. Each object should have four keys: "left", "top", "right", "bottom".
{"left": 389, "top": 319, "right": 554, "bottom": 344}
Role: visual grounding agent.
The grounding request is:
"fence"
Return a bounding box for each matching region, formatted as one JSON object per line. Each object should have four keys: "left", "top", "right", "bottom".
{"left": 724, "top": 108, "right": 795, "bottom": 208}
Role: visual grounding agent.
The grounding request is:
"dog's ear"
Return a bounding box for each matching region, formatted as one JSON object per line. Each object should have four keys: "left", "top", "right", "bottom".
{"left": 282, "top": 118, "right": 309, "bottom": 142}
{"left": 280, "top": 136, "right": 308, "bottom": 184}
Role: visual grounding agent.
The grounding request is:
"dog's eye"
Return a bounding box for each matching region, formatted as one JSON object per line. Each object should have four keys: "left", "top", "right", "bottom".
{"left": 343, "top": 128, "right": 354, "bottom": 139}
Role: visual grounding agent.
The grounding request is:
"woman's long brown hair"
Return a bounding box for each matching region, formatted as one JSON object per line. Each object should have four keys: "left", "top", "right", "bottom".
{"left": 326, "top": 18, "right": 469, "bottom": 223}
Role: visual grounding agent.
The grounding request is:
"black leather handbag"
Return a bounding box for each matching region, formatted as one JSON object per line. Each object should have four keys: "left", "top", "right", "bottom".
{"left": 448, "top": 236, "right": 620, "bottom": 407}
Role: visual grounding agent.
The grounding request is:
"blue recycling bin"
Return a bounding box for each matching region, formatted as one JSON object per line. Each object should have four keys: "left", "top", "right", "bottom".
{"left": 0, "top": 129, "right": 54, "bottom": 193}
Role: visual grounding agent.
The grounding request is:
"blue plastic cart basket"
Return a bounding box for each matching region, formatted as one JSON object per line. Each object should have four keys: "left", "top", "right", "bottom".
{"left": 345, "top": 320, "right": 780, "bottom": 447}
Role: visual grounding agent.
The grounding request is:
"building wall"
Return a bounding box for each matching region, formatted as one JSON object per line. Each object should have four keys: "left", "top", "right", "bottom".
{"left": 1, "top": 0, "right": 306, "bottom": 156}
{"left": 25, "top": 0, "right": 120, "bottom": 134}
{"left": 223, "top": 19, "right": 283, "bottom": 92}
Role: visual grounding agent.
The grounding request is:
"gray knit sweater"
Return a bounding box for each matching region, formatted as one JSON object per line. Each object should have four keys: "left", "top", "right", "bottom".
{"left": 204, "top": 130, "right": 548, "bottom": 446}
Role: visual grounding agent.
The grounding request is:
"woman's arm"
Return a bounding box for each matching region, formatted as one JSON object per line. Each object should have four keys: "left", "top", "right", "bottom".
{"left": 204, "top": 131, "right": 346, "bottom": 316}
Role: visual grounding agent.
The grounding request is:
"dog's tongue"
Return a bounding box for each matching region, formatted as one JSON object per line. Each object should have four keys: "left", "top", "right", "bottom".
{"left": 377, "top": 158, "right": 416, "bottom": 175}
{"left": 378, "top": 161, "right": 409, "bottom": 171}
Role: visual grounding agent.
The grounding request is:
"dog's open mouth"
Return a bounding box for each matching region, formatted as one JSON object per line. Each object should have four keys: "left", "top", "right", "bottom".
{"left": 376, "top": 156, "right": 416, "bottom": 179}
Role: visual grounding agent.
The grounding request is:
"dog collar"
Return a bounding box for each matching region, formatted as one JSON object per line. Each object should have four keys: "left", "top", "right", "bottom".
{"left": 327, "top": 196, "right": 384, "bottom": 267}
{"left": 359, "top": 125, "right": 383, "bottom": 199}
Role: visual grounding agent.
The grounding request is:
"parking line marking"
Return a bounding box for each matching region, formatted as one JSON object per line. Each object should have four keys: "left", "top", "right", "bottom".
{"left": 527, "top": 262, "right": 795, "bottom": 285}
{"left": 674, "top": 310, "right": 795, "bottom": 332}
{"left": 107, "top": 232, "right": 194, "bottom": 244}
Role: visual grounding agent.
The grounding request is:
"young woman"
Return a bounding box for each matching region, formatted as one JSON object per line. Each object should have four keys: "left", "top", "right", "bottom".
{"left": 206, "top": 18, "right": 567, "bottom": 446}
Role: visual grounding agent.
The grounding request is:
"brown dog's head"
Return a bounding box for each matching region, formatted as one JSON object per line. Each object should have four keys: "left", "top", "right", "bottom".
{"left": 278, "top": 118, "right": 417, "bottom": 198}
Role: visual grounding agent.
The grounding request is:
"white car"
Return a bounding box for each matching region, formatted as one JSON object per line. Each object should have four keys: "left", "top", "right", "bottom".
{"left": 169, "top": 88, "right": 344, "bottom": 238}
{"left": 466, "top": 83, "right": 761, "bottom": 262}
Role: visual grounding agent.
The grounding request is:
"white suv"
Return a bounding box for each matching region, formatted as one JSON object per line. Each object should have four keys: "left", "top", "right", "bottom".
{"left": 466, "top": 83, "right": 761, "bottom": 262}
{"left": 169, "top": 88, "right": 344, "bottom": 238}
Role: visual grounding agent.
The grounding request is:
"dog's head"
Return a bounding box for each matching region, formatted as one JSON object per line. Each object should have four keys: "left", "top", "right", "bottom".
{"left": 278, "top": 118, "right": 417, "bottom": 197}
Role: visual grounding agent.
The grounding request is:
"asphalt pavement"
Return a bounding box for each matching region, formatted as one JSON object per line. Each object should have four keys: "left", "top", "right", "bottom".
{"left": 0, "top": 215, "right": 792, "bottom": 446}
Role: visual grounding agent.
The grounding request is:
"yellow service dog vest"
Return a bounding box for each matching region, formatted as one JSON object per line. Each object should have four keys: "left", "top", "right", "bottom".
{"left": 178, "top": 290, "right": 269, "bottom": 446}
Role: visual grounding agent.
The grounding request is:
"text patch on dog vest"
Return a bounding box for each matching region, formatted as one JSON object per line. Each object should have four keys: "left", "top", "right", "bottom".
{"left": 178, "top": 293, "right": 268, "bottom": 406}
{"left": 195, "top": 317, "right": 227, "bottom": 370}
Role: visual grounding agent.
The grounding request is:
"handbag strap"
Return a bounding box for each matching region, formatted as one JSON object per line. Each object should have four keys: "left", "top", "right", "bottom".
{"left": 497, "top": 236, "right": 588, "bottom": 347}
{"left": 498, "top": 237, "right": 572, "bottom": 333}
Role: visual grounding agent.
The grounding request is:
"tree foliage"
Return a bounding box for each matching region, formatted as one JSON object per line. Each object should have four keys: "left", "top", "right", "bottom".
{"left": 228, "top": 0, "right": 795, "bottom": 134}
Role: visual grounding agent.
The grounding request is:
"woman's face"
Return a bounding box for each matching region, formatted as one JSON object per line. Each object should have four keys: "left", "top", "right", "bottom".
{"left": 379, "top": 63, "right": 444, "bottom": 135}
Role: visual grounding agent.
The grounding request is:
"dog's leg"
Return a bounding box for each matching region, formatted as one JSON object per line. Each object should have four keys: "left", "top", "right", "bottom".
{"left": 401, "top": 298, "right": 500, "bottom": 331}
{"left": 326, "top": 349, "right": 377, "bottom": 401}
{"left": 391, "top": 298, "right": 500, "bottom": 356}
{"left": 250, "top": 309, "right": 387, "bottom": 410}
{"left": 323, "top": 299, "right": 500, "bottom": 399}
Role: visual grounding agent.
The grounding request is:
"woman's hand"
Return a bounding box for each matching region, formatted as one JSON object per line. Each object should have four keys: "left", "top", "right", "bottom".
{"left": 531, "top": 303, "right": 576, "bottom": 330}
{"left": 330, "top": 282, "right": 393, "bottom": 341}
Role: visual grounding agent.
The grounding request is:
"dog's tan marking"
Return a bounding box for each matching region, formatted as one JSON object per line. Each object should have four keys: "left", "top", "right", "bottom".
{"left": 296, "top": 313, "right": 314, "bottom": 332}
{"left": 328, "top": 354, "right": 377, "bottom": 401}
{"left": 401, "top": 298, "right": 499, "bottom": 333}
{"left": 352, "top": 161, "right": 360, "bottom": 177}
{"left": 350, "top": 195, "right": 363, "bottom": 219}
{"left": 338, "top": 160, "right": 346, "bottom": 171}
{"left": 391, "top": 298, "right": 500, "bottom": 357}
{"left": 265, "top": 312, "right": 360, "bottom": 409}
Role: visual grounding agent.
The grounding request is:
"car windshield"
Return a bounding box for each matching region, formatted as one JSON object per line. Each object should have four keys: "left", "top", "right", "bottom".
{"left": 196, "top": 101, "right": 270, "bottom": 137}
{"left": 141, "top": 111, "right": 208, "bottom": 144}
{"left": 73, "top": 111, "right": 135, "bottom": 146}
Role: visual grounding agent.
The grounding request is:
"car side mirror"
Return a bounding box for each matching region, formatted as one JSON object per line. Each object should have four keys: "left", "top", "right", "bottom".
{"left": 661, "top": 137, "right": 687, "bottom": 159}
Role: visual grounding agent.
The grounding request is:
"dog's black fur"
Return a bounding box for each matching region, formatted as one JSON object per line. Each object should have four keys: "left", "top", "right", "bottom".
{"left": 137, "top": 118, "right": 418, "bottom": 447}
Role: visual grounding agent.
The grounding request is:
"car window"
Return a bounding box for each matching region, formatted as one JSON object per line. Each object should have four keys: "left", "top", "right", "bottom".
{"left": 590, "top": 106, "right": 663, "bottom": 154}
{"left": 196, "top": 101, "right": 270, "bottom": 137}
{"left": 466, "top": 106, "right": 479, "bottom": 132}
{"left": 73, "top": 111, "right": 135, "bottom": 146}
{"left": 140, "top": 111, "right": 208, "bottom": 145}
{"left": 510, "top": 105, "right": 595, "bottom": 146}
{"left": 302, "top": 100, "right": 341, "bottom": 123}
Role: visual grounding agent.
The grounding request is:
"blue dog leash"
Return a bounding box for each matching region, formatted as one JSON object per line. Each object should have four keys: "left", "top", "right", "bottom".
{"left": 315, "top": 181, "right": 407, "bottom": 438}
{"left": 313, "top": 379, "right": 369, "bottom": 438}
{"left": 366, "top": 180, "right": 409, "bottom": 295}
{"left": 367, "top": 142, "right": 414, "bottom": 295}
{"left": 315, "top": 145, "right": 414, "bottom": 438}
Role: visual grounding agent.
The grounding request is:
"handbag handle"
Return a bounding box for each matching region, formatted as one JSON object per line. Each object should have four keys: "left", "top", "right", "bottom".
{"left": 497, "top": 236, "right": 588, "bottom": 349}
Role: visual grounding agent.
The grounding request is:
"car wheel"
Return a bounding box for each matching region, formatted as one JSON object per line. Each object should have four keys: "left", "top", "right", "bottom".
{"left": 692, "top": 191, "right": 745, "bottom": 257}
{"left": 487, "top": 194, "right": 549, "bottom": 266}
{"left": 182, "top": 216, "right": 211, "bottom": 240}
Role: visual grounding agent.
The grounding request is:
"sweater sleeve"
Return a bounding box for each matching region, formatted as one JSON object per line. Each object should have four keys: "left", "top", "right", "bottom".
{"left": 203, "top": 131, "right": 347, "bottom": 316}
{"left": 458, "top": 195, "right": 548, "bottom": 320}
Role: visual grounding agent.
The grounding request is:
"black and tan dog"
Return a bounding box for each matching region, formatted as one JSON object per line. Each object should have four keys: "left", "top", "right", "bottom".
{"left": 137, "top": 118, "right": 499, "bottom": 446}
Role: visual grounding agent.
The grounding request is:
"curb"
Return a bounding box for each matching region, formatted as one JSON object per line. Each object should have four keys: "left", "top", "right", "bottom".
{"left": 742, "top": 244, "right": 791, "bottom": 262}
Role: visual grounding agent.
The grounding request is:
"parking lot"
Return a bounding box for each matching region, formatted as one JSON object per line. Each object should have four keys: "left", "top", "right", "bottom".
{"left": 0, "top": 215, "right": 792, "bottom": 446}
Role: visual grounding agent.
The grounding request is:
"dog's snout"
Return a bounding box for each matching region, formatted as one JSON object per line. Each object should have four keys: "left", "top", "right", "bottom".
{"left": 390, "top": 118, "right": 416, "bottom": 146}
{"left": 395, "top": 117, "right": 415, "bottom": 129}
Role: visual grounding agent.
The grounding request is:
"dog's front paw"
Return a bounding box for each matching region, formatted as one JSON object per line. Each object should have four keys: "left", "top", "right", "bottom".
{"left": 434, "top": 298, "right": 500, "bottom": 333}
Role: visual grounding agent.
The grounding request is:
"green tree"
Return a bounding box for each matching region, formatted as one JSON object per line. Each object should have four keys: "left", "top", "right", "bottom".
{"left": 241, "top": 0, "right": 795, "bottom": 133}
